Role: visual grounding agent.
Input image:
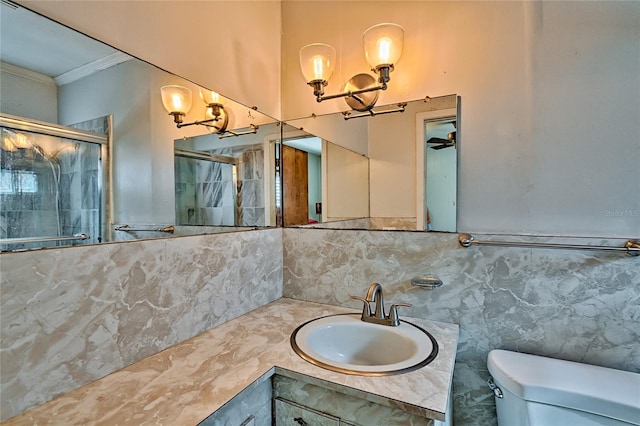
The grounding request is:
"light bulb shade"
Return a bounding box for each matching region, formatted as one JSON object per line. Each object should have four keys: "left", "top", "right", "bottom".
{"left": 299, "top": 43, "right": 336, "bottom": 83}
{"left": 1, "top": 133, "right": 17, "bottom": 152}
{"left": 160, "top": 85, "right": 192, "bottom": 114}
{"left": 363, "top": 23, "right": 404, "bottom": 69}
{"left": 13, "top": 132, "right": 31, "bottom": 149}
{"left": 200, "top": 89, "right": 223, "bottom": 106}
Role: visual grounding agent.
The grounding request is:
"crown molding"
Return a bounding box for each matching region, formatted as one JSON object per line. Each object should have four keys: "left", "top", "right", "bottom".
{"left": 0, "top": 61, "right": 56, "bottom": 87}
{"left": 54, "top": 51, "right": 132, "bottom": 86}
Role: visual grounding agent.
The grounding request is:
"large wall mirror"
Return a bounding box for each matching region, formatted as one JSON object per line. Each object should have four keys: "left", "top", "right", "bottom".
{"left": 0, "top": 2, "right": 462, "bottom": 254}
{"left": 0, "top": 2, "right": 277, "bottom": 251}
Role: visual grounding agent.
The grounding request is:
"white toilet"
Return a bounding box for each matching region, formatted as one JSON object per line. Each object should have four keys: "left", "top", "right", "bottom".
{"left": 487, "top": 349, "right": 640, "bottom": 426}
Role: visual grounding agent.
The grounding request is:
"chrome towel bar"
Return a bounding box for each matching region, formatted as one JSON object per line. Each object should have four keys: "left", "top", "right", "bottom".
{"left": 458, "top": 233, "right": 640, "bottom": 256}
{"left": 0, "top": 233, "right": 90, "bottom": 245}
{"left": 114, "top": 225, "right": 175, "bottom": 233}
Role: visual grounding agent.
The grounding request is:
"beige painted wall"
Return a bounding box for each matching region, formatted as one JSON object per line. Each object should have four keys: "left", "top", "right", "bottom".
{"left": 286, "top": 113, "right": 368, "bottom": 156}
{"left": 323, "top": 141, "right": 369, "bottom": 221}
{"left": 368, "top": 96, "right": 457, "bottom": 221}
{"left": 20, "top": 0, "right": 282, "bottom": 120}
{"left": 283, "top": 1, "right": 640, "bottom": 237}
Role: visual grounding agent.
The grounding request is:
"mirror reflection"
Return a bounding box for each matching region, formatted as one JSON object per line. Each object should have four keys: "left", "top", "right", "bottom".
{"left": 174, "top": 122, "right": 371, "bottom": 229}
{"left": 285, "top": 95, "right": 459, "bottom": 232}
{"left": 174, "top": 123, "right": 281, "bottom": 228}
{"left": 424, "top": 116, "right": 457, "bottom": 232}
{"left": 0, "top": 3, "right": 277, "bottom": 252}
{"left": 278, "top": 123, "right": 370, "bottom": 227}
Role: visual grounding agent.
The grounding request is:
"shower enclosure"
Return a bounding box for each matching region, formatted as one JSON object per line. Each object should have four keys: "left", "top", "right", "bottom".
{"left": 0, "top": 114, "right": 109, "bottom": 252}
{"left": 174, "top": 143, "right": 266, "bottom": 227}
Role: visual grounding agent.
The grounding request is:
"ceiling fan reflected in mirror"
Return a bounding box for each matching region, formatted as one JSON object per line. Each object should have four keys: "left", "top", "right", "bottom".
{"left": 427, "top": 129, "right": 456, "bottom": 150}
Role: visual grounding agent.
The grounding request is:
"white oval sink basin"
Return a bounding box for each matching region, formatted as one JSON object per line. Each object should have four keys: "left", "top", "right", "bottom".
{"left": 290, "top": 313, "right": 438, "bottom": 376}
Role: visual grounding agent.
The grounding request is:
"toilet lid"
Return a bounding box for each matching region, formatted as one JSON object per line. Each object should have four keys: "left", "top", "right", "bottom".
{"left": 487, "top": 350, "right": 640, "bottom": 425}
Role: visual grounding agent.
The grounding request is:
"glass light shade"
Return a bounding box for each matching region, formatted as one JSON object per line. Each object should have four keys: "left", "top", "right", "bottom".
{"left": 200, "top": 89, "right": 223, "bottom": 106}
{"left": 13, "top": 132, "right": 31, "bottom": 149}
{"left": 363, "top": 23, "right": 404, "bottom": 69}
{"left": 299, "top": 43, "right": 336, "bottom": 83}
{"left": 160, "top": 85, "right": 192, "bottom": 114}
{"left": 1, "top": 135, "right": 17, "bottom": 152}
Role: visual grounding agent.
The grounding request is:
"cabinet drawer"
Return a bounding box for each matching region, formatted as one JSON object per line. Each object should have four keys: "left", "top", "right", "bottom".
{"left": 274, "top": 397, "right": 341, "bottom": 426}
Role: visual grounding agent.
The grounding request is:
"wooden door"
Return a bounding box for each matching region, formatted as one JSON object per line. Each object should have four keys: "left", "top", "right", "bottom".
{"left": 282, "top": 145, "right": 309, "bottom": 226}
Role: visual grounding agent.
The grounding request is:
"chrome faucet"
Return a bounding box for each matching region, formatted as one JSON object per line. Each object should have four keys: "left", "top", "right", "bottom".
{"left": 351, "top": 283, "right": 412, "bottom": 327}
{"left": 367, "top": 282, "right": 385, "bottom": 319}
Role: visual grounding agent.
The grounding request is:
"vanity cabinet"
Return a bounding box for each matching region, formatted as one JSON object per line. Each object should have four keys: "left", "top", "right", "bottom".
{"left": 272, "top": 375, "right": 434, "bottom": 426}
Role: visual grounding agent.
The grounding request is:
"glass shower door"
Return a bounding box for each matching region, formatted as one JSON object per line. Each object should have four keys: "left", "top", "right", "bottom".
{"left": 0, "top": 118, "right": 107, "bottom": 251}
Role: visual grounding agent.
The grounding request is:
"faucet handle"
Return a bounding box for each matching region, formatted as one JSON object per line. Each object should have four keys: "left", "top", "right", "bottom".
{"left": 388, "top": 302, "right": 412, "bottom": 326}
{"left": 350, "top": 295, "right": 372, "bottom": 319}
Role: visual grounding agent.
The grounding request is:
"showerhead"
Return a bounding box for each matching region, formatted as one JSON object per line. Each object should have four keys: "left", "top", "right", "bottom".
{"left": 31, "top": 144, "right": 59, "bottom": 163}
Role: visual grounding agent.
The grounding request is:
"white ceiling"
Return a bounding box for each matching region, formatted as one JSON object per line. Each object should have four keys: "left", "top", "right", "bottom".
{"left": 284, "top": 137, "right": 322, "bottom": 156}
{"left": 0, "top": 1, "right": 122, "bottom": 81}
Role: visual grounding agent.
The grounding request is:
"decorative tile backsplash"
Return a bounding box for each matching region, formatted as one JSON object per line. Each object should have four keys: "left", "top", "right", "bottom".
{"left": 282, "top": 229, "right": 640, "bottom": 426}
{"left": 0, "top": 228, "right": 283, "bottom": 421}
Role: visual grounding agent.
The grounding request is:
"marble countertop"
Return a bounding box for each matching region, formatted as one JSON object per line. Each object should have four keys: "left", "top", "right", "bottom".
{"left": 4, "top": 298, "right": 459, "bottom": 425}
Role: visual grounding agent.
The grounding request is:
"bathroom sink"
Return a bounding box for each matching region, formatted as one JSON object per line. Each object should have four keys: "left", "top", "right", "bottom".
{"left": 290, "top": 313, "right": 438, "bottom": 376}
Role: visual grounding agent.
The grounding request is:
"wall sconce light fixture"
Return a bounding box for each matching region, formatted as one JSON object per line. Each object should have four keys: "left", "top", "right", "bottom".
{"left": 160, "top": 85, "right": 228, "bottom": 132}
{"left": 299, "top": 23, "right": 404, "bottom": 111}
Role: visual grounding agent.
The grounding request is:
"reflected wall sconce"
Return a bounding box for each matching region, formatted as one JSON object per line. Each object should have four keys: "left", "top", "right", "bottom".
{"left": 299, "top": 23, "right": 404, "bottom": 112}
{"left": 160, "top": 85, "right": 229, "bottom": 133}
{"left": 161, "top": 86, "right": 259, "bottom": 137}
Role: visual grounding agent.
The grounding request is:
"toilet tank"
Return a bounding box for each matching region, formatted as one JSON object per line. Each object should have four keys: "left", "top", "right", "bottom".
{"left": 487, "top": 349, "right": 640, "bottom": 426}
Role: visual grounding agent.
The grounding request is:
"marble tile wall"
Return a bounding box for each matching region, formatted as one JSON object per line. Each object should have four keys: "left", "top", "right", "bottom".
{"left": 301, "top": 217, "right": 416, "bottom": 231}
{"left": 301, "top": 218, "right": 370, "bottom": 229}
{"left": 368, "top": 217, "right": 417, "bottom": 231}
{"left": 0, "top": 228, "right": 283, "bottom": 421}
{"left": 282, "top": 229, "right": 640, "bottom": 426}
{"left": 237, "top": 144, "right": 265, "bottom": 227}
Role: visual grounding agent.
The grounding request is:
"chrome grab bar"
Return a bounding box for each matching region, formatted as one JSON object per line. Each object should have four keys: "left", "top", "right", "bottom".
{"left": 114, "top": 225, "right": 175, "bottom": 233}
{"left": 458, "top": 233, "right": 640, "bottom": 256}
{"left": 0, "top": 233, "right": 90, "bottom": 245}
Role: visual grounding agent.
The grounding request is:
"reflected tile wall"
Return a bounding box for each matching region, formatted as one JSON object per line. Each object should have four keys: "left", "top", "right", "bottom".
{"left": 282, "top": 229, "right": 640, "bottom": 426}
{"left": 0, "top": 228, "right": 283, "bottom": 421}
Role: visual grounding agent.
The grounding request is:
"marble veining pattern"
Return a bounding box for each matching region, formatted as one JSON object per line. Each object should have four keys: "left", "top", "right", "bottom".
{"left": 0, "top": 228, "right": 283, "bottom": 421}
{"left": 282, "top": 229, "right": 640, "bottom": 426}
{"left": 2, "top": 299, "right": 459, "bottom": 425}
